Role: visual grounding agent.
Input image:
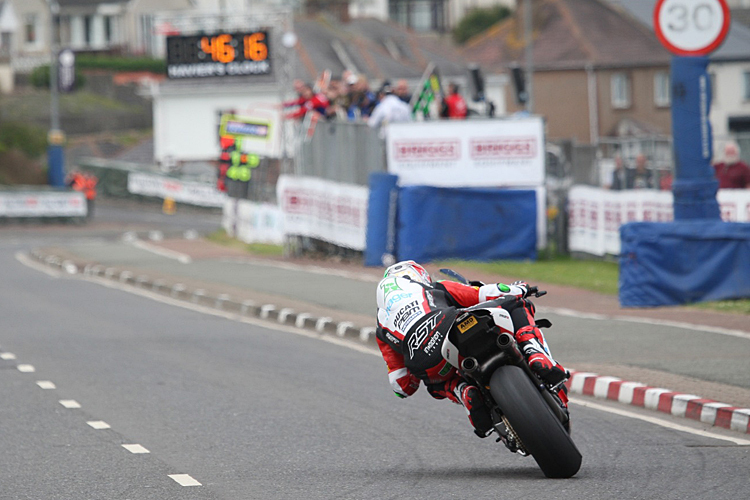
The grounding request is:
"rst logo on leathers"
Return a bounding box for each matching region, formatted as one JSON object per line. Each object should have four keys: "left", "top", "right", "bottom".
{"left": 407, "top": 312, "right": 445, "bottom": 359}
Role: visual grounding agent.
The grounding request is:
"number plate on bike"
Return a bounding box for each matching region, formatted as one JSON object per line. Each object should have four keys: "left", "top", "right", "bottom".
{"left": 457, "top": 316, "right": 478, "bottom": 333}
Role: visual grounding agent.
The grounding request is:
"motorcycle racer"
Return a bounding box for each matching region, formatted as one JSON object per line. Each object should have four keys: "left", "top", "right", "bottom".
{"left": 375, "top": 260, "right": 568, "bottom": 437}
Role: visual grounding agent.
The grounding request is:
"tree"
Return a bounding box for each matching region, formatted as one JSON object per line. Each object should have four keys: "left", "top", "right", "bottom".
{"left": 453, "top": 5, "right": 512, "bottom": 45}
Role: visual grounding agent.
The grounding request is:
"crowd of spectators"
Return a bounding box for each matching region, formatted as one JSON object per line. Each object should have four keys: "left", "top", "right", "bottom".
{"left": 282, "top": 71, "right": 467, "bottom": 127}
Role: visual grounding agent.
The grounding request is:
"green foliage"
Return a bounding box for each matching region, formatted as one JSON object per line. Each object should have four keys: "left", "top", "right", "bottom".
{"left": 75, "top": 55, "right": 166, "bottom": 73}
{"left": 0, "top": 122, "right": 48, "bottom": 159}
{"left": 206, "top": 230, "right": 284, "bottom": 256}
{"left": 29, "top": 65, "right": 87, "bottom": 90}
{"left": 453, "top": 5, "right": 512, "bottom": 45}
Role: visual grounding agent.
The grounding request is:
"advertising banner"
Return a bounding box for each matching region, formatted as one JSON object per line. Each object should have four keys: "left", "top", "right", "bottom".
{"left": 386, "top": 117, "right": 545, "bottom": 187}
{"left": 222, "top": 199, "right": 284, "bottom": 245}
{"left": 276, "top": 175, "right": 368, "bottom": 250}
{"left": 0, "top": 191, "right": 86, "bottom": 217}
{"left": 568, "top": 186, "right": 750, "bottom": 256}
{"left": 128, "top": 172, "right": 227, "bottom": 207}
{"left": 219, "top": 109, "right": 282, "bottom": 158}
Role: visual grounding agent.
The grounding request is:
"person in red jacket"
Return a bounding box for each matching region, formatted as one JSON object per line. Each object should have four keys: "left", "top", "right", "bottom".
{"left": 375, "top": 260, "right": 567, "bottom": 437}
{"left": 283, "top": 82, "right": 329, "bottom": 120}
{"left": 441, "top": 82, "right": 468, "bottom": 119}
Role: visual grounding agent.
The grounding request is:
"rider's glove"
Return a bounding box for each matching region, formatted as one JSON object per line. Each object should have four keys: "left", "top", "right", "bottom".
{"left": 510, "top": 281, "right": 530, "bottom": 298}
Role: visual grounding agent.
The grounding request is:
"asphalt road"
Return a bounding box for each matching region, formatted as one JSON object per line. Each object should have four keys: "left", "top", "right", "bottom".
{"left": 1, "top": 207, "right": 749, "bottom": 498}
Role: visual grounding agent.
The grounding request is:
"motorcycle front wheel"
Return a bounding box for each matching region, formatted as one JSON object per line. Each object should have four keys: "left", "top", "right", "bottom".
{"left": 489, "top": 365, "right": 582, "bottom": 478}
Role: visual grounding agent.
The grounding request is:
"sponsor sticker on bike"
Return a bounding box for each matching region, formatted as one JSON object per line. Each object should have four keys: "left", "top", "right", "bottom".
{"left": 457, "top": 316, "right": 477, "bottom": 333}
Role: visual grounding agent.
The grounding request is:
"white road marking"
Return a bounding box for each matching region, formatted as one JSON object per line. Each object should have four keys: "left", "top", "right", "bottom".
{"left": 570, "top": 397, "right": 750, "bottom": 446}
{"left": 129, "top": 240, "right": 192, "bottom": 264}
{"left": 122, "top": 444, "right": 150, "bottom": 454}
{"left": 15, "top": 251, "right": 63, "bottom": 278}
{"left": 59, "top": 400, "right": 81, "bottom": 409}
{"left": 87, "top": 421, "right": 111, "bottom": 430}
{"left": 1, "top": 352, "right": 17, "bottom": 360}
{"left": 17, "top": 364, "right": 35, "bottom": 373}
{"left": 168, "top": 474, "right": 202, "bottom": 486}
{"left": 36, "top": 381, "right": 56, "bottom": 389}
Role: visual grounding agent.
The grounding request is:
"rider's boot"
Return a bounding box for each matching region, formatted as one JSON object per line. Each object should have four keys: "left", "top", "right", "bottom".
{"left": 456, "top": 382, "right": 494, "bottom": 438}
{"left": 514, "top": 325, "right": 569, "bottom": 387}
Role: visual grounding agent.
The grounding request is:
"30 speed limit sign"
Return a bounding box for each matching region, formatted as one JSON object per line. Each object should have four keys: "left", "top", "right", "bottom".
{"left": 654, "top": 0, "right": 731, "bottom": 56}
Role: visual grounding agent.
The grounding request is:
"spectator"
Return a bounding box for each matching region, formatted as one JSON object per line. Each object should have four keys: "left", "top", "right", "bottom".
{"left": 395, "top": 79, "right": 412, "bottom": 103}
{"left": 348, "top": 76, "right": 377, "bottom": 120}
{"left": 658, "top": 169, "right": 674, "bottom": 191}
{"left": 441, "top": 82, "right": 468, "bottom": 119}
{"left": 608, "top": 154, "right": 628, "bottom": 190}
{"left": 631, "top": 154, "right": 653, "bottom": 189}
{"left": 368, "top": 81, "right": 412, "bottom": 131}
{"left": 714, "top": 142, "right": 750, "bottom": 189}
{"left": 284, "top": 82, "right": 329, "bottom": 120}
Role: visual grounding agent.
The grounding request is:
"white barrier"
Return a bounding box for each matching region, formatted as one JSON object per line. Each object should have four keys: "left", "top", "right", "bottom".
{"left": 128, "top": 172, "right": 227, "bottom": 207}
{"left": 276, "top": 175, "right": 368, "bottom": 250}
{"left": 568, "top": 186, "right": 750, "bottom": 256}
{"left": 222, "top": 199, "right": 284, "bottom": 245}
{"left": 0, "top": 191, "right": 87, "bottom": 217}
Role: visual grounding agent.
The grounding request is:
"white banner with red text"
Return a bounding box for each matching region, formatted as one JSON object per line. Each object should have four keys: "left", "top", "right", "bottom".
{"left": 568, "top": 186, "right": 750, "bottom": 256}
{"left": 128, "top": 172, "right": 227, "bottom": 207}
{"left": 222, "top": 198, "right": 284, "bottom": 245}
{"left": 276, "top": 175, "right": 368, "bottom": 250}
{"left": 0, "top": 191, "right": 87, "bottom": 217}
{"left": 386, "top": 117, "right": 545, "bottom": 187}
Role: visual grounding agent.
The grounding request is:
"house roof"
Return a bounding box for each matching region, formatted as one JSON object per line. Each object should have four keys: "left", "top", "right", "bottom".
{"left": 463, "top": 0, "right": 671, "bottom": 72}
{"left": 292, "top": 16, "right": 467, "bottom": 82}
{"left": 606, "top": 0, "right": 750, "bottom": 62}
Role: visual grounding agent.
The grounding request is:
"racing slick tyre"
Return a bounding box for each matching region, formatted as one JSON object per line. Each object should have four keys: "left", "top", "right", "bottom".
{"left": 489, "top": 365, "right": 582, "bottom": 478}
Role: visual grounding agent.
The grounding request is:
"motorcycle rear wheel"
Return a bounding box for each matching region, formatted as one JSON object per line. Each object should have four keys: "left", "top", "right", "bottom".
{"left": 489, "top": 365, "right": 582, "bottom": 478}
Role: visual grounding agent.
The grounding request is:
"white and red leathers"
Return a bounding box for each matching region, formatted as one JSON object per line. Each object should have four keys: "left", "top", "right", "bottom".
{"left": 375, "top": 275, "right": 562, "bottom": 403}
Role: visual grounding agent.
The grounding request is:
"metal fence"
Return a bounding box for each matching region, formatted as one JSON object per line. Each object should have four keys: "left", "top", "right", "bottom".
{"left": 292, "top": 119, "right": 387, "bottom": 186}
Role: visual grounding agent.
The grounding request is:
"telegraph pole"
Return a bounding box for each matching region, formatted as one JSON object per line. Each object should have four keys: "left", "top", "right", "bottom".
{"left": 524, "top": 0, "right": 534, "bottom": 114}
{"left": 46, "top": 0, "right": 65, "bottom": 187}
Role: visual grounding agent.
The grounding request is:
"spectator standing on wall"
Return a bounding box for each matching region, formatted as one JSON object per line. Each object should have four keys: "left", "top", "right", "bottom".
{"left": 441, "top": 82, "right": 468, "bottom": 119}
{"left": 368, "top": 82, "right": 412, "bottom": 131}
{"left": 284, "top": 82, "right": 329, "bottom": 120}
{"left": 714, "top": 142, "right": 750, "bottom": 189}
{"left": 631, "top": 154, "right": 653, "bottom": 189}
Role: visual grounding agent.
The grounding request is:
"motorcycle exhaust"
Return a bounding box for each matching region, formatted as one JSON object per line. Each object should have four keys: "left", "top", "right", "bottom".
{"left": 461, "top": 357, "right": 479, "bottom": 373}
{"left": 496, "top": 333, "right": 524, "bottom": 364}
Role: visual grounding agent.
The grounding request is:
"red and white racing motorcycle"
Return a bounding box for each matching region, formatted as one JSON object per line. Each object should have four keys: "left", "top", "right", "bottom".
{"left": 439, "top": 269, "right": 582, "bottom": 478}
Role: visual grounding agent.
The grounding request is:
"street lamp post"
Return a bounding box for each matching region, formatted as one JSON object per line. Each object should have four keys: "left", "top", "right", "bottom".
{"left": 46, "top": 0, "right": 65, "bottom": 187}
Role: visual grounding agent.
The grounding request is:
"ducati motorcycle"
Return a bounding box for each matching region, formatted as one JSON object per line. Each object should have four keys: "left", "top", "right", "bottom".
{"left": 439, "top": 269, "right": 582, "bottom": 478}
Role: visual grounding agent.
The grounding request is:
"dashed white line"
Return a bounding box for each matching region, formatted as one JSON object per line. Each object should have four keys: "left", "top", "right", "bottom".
{"left": 168, "top": 474, "right": 202, "bottom": 486}
{"left": 1, "top": 352, "right": 17, "bottom": 360}
{"left": 87, "top": 421, "right": 111, "bottom": 430}
{"left": 17, "top": 364, "right": 35, "bottom": 373}
{"left": 122, "top": 444, "right": 150, "bottom": 454}
{"left": 59, "top": 399, "right": 81, "bottom": 409}
{"left": 36, "top": 381, "right": 56, "bottom": 389}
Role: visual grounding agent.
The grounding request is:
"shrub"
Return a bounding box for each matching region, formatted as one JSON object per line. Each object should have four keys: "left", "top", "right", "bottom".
{"left": 453, "top": 5, "right": 512, "bottom": 45}
{"left": 75, "top": 54, "right": 166, "bottom": 73}
{"left": 30, "top": 65, "right": 87, "bottom": 90}
{"left": 0, "top": 122, "right": 48, "bottom": 159}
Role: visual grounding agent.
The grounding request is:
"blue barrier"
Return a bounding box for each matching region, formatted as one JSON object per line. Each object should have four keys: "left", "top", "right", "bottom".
{"left": 365, "top": 173, "right": 399, "bottom": 267}
{"left": 397, "top": 186, "right": 537, "bottom": 262}
{"left": 620, "top": 221, "right": 750, "bottom": 307}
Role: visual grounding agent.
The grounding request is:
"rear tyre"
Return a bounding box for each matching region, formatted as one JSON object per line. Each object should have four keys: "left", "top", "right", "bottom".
{"left": 489, "top": 365, "right": 582, "bottom": 478}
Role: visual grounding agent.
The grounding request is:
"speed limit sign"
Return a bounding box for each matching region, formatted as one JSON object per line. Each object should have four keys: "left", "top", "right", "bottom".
{"left": 654, "top": 0, "right": 731, "bottom": 56}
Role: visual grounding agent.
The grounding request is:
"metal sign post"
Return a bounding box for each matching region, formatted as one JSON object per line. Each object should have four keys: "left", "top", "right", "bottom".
{"left": 654, "top": 0, "right": 731, "bottom": 219}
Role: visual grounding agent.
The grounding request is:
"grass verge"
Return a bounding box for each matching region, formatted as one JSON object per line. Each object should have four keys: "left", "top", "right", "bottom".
{"left": 206, "top": 230, "right": 283, "bottom": 257}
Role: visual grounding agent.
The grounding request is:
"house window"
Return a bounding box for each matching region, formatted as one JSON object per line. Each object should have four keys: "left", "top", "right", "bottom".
{"left": 84, "top": 15, "right": 92, "bottom": 45}
{"left": 24, "top": 14, "right": 38, "bottom": 45}
{"left": 388, "top": 0, "right": 447, "bottom": 32}
{"left": 611, "top": 73, "right": 631, "bottom": 109}
{"left": 744, "top": 71, "right": 750, "bottom": 101}
{"left": 654, "top": 72, "right": 670, "bottom": 107}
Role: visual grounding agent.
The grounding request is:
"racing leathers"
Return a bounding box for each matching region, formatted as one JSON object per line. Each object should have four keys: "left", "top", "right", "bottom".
{"left": 375, "top": 276, "right": 567, "bottom": 435}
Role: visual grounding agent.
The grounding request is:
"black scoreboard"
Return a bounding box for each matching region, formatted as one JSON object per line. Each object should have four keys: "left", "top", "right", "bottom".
{"left": 166, "top": 31, "right": 271, "bottom": 79}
